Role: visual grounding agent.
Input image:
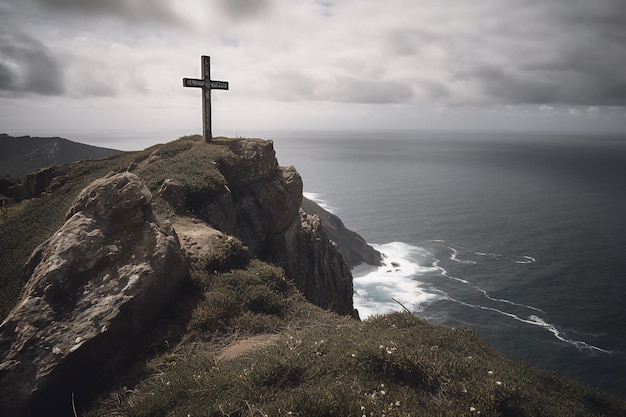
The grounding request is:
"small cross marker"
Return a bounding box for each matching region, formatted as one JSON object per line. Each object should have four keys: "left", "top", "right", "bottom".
{"left": 183, "top": 56, "right": 229, "bottom": 143}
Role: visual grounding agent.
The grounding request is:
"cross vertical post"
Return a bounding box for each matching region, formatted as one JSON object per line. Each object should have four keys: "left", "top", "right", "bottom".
{"left": 202, "top": 56, "right": 212, "bottom": 142}
{"left": 183, "top": 55, "right": 229, "bottom": 143}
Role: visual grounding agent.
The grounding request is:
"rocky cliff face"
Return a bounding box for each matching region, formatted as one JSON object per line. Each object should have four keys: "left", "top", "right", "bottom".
{"left": 158, "top": 139, "right": 358, "bottom": 316}
{"left": 301, "top": 196, "right": 382, "bottom": 268}
{"left": 0, "top": 137, "right": 377, "bottom": 414}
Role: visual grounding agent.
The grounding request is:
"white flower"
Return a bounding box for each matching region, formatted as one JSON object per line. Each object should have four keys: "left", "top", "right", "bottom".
{"left": 496, "top": 381, "right": 502, "bottom": 385}
{"left": 488, "top": 370, "right": 494, "bottom": 375}
{"left": 470, "top": 406, "right": 476, "bottom": 412}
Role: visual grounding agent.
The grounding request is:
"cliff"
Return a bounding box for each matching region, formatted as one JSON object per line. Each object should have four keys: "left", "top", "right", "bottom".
{"left": 0, "top": 136, "right": 373, "bottom": 415}
{"left": 151, "top": 138, "right": 359, "bottom": 316}
{"left": 302, "top": 196, "right": 382, "bottom": 268}
{"left": 0, "top": 135, "right": 624, "bottom": 417}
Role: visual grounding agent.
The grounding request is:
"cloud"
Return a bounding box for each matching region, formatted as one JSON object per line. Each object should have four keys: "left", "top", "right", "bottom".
{"left": 445, "top": 0, "right": 626, "bottom": 106}
{"left": 26, "top": 0, "right": 182, "bottom": 24}
{"left": 268, "top": 71, "right": 413, "bottom": 104}
{"left": 0, "top": 22, "right": 65, "bottom": 96}
{"left": 321, "top": 77, "right": 413, "bottom": 104}
{"left": 215, "top": 0, "right": 273, "bottom": 20}
{"left": 2, "top": 0, "right": 626, "bottom": 134}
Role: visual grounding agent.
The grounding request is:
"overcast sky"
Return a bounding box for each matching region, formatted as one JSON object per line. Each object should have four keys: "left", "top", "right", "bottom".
{"left": 1, "top": 0, "right": 625, "bottom": 148}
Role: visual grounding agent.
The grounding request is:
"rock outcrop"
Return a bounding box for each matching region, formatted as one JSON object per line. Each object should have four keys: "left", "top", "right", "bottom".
{"left": 0, "top": 172, "right": 187, "bottom": 416}
{"left": 0, "top": 137, "right": 380, "bottom": 414}
{"left": 271, "top": 210, "right": 355, "bottom": 316}
{"left": 167, "top": 139, "right": 358, "bottom": 316}
{"left": 25, "top": 164, "right": 73, "bottom": 198}
{"left": 301, "top": 197, "right": 382, "bottom": 268}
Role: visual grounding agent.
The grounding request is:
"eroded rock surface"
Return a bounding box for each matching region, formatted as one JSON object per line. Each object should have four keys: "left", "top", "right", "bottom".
{"left": 203, "top": 141, "right": 356, "bottom": 316}
{"left": 0, "top": 172, "right": 187, "bottom": 416}
{"left": 268, "top": 210, "right": 356, "bottom": 317}
{"left": 301, "top": 196, "right": 382, "bottom": 268}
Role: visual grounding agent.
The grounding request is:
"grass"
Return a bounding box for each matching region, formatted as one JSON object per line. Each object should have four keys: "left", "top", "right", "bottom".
{"left": 86, "top": 220, "right": 626, "bottom": 416}
{"left": 2, "top": 135, "right": 625, "bottom": 416}
{"left": 86, "top": 304, "right": 626, "bottom": 417}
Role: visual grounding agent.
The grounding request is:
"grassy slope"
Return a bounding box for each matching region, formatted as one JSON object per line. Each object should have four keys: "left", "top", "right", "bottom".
{"left": 87, "top": 262, "right": 626, "bottom": 417}
{"left": 1, "top": 136, "right": 625, "bottom": 416}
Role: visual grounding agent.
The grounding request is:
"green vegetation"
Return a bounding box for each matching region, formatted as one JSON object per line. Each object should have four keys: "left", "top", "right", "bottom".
{"left": 2, "top": 135, "right": 625, "bottom": 416}
{"left": 87, "top": 285, "right": 626, "bottom": 416}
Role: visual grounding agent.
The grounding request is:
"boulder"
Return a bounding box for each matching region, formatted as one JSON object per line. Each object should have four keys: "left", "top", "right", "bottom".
{"left": 0, "top": 172, "right": 187, "bottom": 416}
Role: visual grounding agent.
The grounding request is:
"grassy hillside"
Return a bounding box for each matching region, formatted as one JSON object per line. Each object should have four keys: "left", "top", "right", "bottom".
{"left": 86, "top": 258, "right": 626, "bottom": 417}
{"left": 1, "top": 135, "right": 625, "bottom": 416}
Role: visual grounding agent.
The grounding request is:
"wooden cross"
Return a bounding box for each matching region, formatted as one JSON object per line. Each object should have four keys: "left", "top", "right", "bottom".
{"left": 183, "top": 56, "right": 229, "bottom": 143}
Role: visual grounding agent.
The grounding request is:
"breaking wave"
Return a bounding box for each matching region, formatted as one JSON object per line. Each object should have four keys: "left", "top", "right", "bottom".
{"left": 353, "top": 239, "right": 611, "bottom": 355}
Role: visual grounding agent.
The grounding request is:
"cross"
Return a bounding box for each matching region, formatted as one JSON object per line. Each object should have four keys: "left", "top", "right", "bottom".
{"left": 183, "top": 55, "right": 229, "bottom": 143}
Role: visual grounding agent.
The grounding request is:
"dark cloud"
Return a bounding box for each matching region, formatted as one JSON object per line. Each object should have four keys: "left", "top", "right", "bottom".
{"left": 560, "top": 0, "right": 626, "bottom": 35}
{"left": 327, "top": 77, "right": 414, "bottom": 104}
{"left": 14, "top": 0, "right": 182, "bottom": 25}
{"left": 273, "top": 71, "right": 413, "bottom": 104}
{"left": 0, "top": 25, "right": 65, "bottom": 96}
{"left": 449, "top": 0, "right": 626, "bottom": 106}
{"left": 216, "top": 0, "right": 272, "bottom": 20}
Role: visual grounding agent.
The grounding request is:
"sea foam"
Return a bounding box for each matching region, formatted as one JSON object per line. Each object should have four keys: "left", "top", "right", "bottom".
{"left": 353, "top": 242, "right": 442, "bottom": 318}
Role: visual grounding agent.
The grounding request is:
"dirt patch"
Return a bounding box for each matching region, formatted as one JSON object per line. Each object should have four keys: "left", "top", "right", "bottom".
{"left": 217, "top": 334, "right": 281, "bottom": 362}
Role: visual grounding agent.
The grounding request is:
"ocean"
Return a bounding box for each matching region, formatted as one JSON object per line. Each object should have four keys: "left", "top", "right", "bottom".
{"left": 268, "top": 130, "right": 626, "bottom": 400}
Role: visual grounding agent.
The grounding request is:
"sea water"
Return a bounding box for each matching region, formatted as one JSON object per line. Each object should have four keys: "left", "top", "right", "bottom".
{"left": 268, "top": 130, "right": 626, "bottom": 400}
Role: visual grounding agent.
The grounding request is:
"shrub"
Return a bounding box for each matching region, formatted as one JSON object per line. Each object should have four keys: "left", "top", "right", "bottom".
{"left": 232, "top": 312, "right": 283, "bottom": 334}
{"left": 199, "top": 236, "right": 250, "bottom": 273}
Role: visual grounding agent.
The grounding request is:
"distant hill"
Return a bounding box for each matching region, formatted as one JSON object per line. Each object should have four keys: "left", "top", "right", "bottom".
{"left": 0, "top": 133, "right": 123, "bottom": 179}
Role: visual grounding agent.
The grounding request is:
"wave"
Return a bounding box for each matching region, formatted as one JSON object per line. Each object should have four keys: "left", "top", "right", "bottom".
{"left": 432, "top": 257, "right": 544, "bottom": 313}
{"left": 353, "top": 239, "right": 610, "bottom": 355}
{"left": 430, "top": 239, "right": 537, "bottom": 265}
{"left": 353, "top": 242, "right": 442, "bottom": 319}
{"left": 443, "top": 294, "right": 611, "bottom": 354}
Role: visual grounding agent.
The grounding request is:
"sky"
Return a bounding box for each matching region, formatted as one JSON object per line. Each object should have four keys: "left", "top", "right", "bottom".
{"left": 1, "top": 0, "right": 626, "bottom": 149}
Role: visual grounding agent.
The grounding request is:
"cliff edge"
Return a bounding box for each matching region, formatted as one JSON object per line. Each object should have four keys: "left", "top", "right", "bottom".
{"left": 0, "top": 136, "right": 373, "bottom": 415}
